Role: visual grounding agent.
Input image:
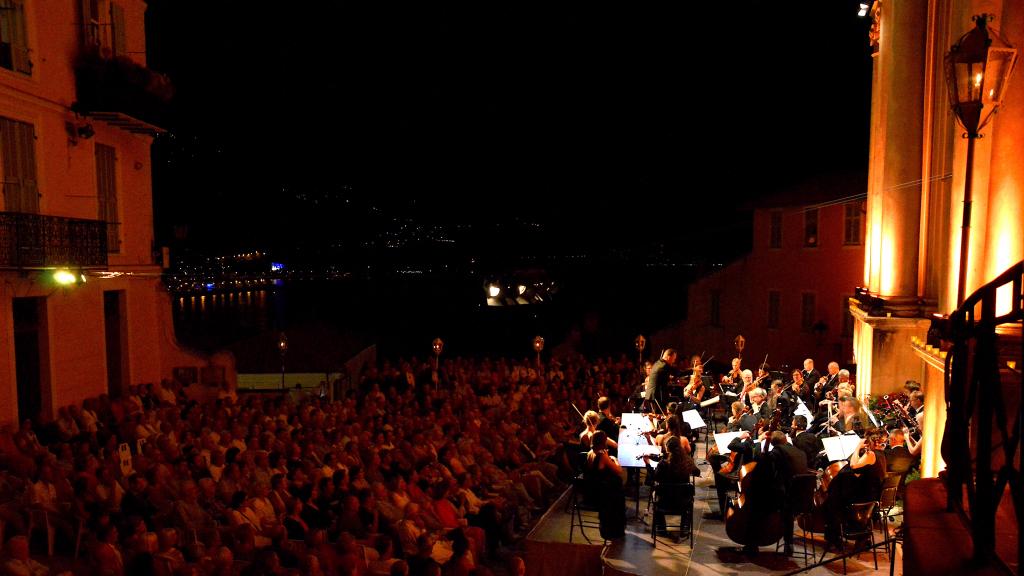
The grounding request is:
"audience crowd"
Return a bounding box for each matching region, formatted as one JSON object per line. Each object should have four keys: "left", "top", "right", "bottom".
{"left": 0, "top": 354, "right": 647, "bottom": 576}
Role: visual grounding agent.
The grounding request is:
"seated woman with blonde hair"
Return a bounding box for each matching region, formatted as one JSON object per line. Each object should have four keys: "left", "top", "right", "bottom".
{"left": 579, "top": 411, "right": 618, "bottom": 451}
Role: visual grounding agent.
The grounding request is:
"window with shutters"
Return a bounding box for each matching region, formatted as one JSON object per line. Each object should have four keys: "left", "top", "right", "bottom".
{"left": 109, "top": 3, "right": 125, "bottom": 56}
{"left": 95, "top": 143, "right": 119, "bottom": 253}
{"left": 0, "top": 116, "right": 39, "bottom": 213}
{"left": 81, "top": 0, "right": 101, "bottom": 47}
{"left": 0, "top": 0, "right": 32, "bottom": 75}
{"left": 844, "top": 202, "right": 862, "bottom": 245}
{"left": 804, "top": 208, "right": 819, "bottom": 247}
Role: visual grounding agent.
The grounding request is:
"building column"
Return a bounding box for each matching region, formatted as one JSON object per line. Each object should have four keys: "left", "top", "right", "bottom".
{"left": 874, "top": 0, "right": 927, "bottom": 307}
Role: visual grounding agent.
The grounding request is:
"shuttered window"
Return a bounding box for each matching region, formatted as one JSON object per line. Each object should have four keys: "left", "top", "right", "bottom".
{"left": 0, "top": 116, "right": 39, "bottom": 213}
{"left": 0, "top": 0, "right": 32, "bottom": 74}
{"left": 110, "top": 3, "right": 126, "bottom": 56}
{"left": 801, "top": 293, "right": 816, "bottom": 333}
{"left": 81, "top": 0, "right": 101, "bottom": 47}
{"left": 96, "top": 143, "right": 119, "bottom": 253}
{"left": 767, "top": 291, "right": 781, "bottom": 329}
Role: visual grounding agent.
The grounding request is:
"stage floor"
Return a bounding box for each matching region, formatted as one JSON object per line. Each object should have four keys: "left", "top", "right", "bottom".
{"left": 527, "top": 436, "right": 902, "bottom": 576}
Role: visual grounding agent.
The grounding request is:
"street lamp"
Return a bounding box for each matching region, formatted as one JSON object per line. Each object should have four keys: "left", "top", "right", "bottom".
{"left": 532, "top": 336, "right": 544, "bottom": 367}
{"left": 945, "top": 14, "right": 1017, "bottom": 306}
{"left": 432, "top": 338, "right": 444, "bottom": 391}
{"left": 278, "top": 332, "right": 288, "bottom": 390}
{"left": 634, "top": 334, "right": 646, "bottom": 374}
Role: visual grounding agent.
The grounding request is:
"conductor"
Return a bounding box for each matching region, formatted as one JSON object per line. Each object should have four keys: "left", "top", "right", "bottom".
{"left": 645, "top": 348, "right": 678, "bottom": 410}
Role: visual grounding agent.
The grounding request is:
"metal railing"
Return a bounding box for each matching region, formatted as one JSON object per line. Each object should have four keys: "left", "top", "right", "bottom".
{"left": 940, "top": 260, "right": 1023, "bottom": 571}
{"left": 0, "top": 211, "right": 108, "bottom": 269}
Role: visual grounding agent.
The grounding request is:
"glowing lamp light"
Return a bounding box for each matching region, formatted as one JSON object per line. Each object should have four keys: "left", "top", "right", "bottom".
{"left": 517, "top": 285, "right": 527, "bottom": 295}
{"left": 53, "top": 270, "right": 78, "bottom": 285}
{"left": 488, "top": 285, "right": 501, "bottom": 298}
{"left": 858, "top": 3, "right": 869, "bottom": 17}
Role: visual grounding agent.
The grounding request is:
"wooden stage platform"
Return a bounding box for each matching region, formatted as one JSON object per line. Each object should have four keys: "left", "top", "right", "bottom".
{"left": 525, "top": 439, "right": 902, "bottom": 576}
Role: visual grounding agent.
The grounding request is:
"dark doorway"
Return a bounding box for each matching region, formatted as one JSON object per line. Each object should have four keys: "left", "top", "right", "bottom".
{"left": 13, "top": 297, "right": 48, "bottom": 422}
{"left": 104, "top": 291, "right": 127, "bottom": 397}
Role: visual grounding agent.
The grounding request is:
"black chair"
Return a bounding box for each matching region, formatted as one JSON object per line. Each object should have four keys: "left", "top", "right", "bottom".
{"left": 824, "top": 501, "right": 878, "bottom": 572}
{"left": 876, "top": 473, "right": 902, "bottom": 566}
{"left": 650, "top": 480, "right": 695, "bottom": 548}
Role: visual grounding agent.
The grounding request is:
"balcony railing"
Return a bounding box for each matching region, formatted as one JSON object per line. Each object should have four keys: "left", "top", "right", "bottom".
{"left": 0, "top": 212, "right": 108, "bottom": 269}
{"left": 73, "top": 48, "right": 172, "bottom": 135}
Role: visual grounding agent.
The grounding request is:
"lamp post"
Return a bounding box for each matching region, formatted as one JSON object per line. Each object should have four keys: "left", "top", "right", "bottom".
{"left": 634, "top": 334, "right": 646, "bottom": 374}
{"left": 945, "top": 14, "right": 1017, "bottom": 306}
{"left": 278, "top": 332, "right": 288, "bottom": 390}
{"left": 532, "top": 336, "right": 544, "bottom": 368}
{"left": 432, "top": 338, "right": 444, "bottom": 391}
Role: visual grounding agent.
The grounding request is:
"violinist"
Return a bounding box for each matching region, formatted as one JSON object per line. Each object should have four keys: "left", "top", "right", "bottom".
{"left": 822, "top": 428, "right": 887, "bottom": 549}
{"left": 721, "top": 357, "right": 743, "bottom": 394}
{"left": 682, "top": 363, "right": 707, "bottom": 408}
{"left": 580, "top": 411, "right": 618, "bottom": 452}
{"left": 596, "top": 397, "right": 620, "bottom": 444}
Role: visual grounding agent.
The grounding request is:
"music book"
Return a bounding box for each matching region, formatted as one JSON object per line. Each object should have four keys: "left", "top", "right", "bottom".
{"left": 681, "top": 409, "right": 706, "bottom": 429}
{"left": 700, "top": 396, "right": 720, "bottom": 408}
{"left": 822, "top": 433, "right": 861, "bottom": 461}
{"left": 713, "top": 431, "right": 744, "bottom": 455}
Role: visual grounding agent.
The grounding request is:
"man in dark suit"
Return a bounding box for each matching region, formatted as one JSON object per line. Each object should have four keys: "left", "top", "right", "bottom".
{"left": 646, "top": 348, "right": 679, "bottom": 410}
{"left": 791, "top": 415, "right": 824, "bottom": 469}
{"left": 759, "top": 431, "right": 809, "bottom": 555}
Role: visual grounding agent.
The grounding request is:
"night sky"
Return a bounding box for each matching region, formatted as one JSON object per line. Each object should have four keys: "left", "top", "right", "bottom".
{"left": 145, "top": 1, "right": 873, "bottom": 258}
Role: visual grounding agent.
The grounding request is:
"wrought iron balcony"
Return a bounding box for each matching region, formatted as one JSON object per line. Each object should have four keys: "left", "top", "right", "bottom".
{"left": 73, "top": 48, "right": 172, "bottom": 135}
{"left": 0, "top": 212, "right": 108, "bottom": 269}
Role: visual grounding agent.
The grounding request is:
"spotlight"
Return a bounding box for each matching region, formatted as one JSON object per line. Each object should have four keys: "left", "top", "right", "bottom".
{"left": 488, "top": 284, "right": 501, "bottom": 298}
{"left": 53, "top": 270, "right": 78, "bottom": 285}
{"left": 858, "top": 3, "right": 869, "bottom": 17}
{"left": 517, "top": 285, "right": 527, "bottom": 295}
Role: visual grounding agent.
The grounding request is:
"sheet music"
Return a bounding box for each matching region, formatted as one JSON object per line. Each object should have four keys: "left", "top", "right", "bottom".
{"left": 793, "top": 401, "right": 814, "bottom": 428}
{"left": 713, "top": 431, "right": 744, "bottom": 455}
{"left": 700, "top": 396, "right": 720, "bottom": 408}
{"left": 617, "top": 412, "right": 662, "bottom": 468}
{"left": 822, "top": 433, "right": 861, "bottom": 461}
{"left": 681, "top": 409, "right": 706, "bottom": 429}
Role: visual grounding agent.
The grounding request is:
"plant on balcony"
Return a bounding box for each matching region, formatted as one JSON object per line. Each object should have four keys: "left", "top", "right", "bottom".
{"left": 73, "top": 47, "right": 174, "bottom": 128}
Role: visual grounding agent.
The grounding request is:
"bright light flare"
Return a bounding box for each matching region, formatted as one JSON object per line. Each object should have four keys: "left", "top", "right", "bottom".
{"left": 53, "top": 270, "right": 77, "bottom": 285}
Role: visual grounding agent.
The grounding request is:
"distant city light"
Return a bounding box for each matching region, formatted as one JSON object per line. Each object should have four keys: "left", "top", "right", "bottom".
{"left": 205, "top": 283, "right": 215, "bottom": 291}
{"left": 271, "top": 262, "right": 285, "bottom": 271}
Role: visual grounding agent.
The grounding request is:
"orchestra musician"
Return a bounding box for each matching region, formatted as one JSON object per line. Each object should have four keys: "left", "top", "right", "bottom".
{"left": 580, "top": 411, "right": 618, "bottom": 452}
{"left": 790, "top": 415, "right": 824, "bottom": 469}
{"left": 813, "top": 362, "right": 841, "bottom": 406}
{"left": 645, "top": 349, "right": 679, "bottom": 410}
{"left": 705, "top": 401, "right": 757, "bottom": 520}
{"left": 801, "top": 359, "right": 822, "bottom": 393}
{"left": 721, "top": 357, "right": 743, "bottom": 393}
{"left": 834, "top": 396, "right": 871, "bottom": 436}
{"left": 596, "top": 396, "right": 620, "bottom": 444}
{"left": 682, "top": 362, "right": 707, "bottom": 408}
{"left": 748, "top": 387, "right": 770, "bottom": 421}
{"left": 822, "top": 428, "right": 888, "bottom": 549}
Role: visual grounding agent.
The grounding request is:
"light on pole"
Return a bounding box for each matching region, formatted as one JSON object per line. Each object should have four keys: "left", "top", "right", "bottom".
{"left": 533, "top": 336, "right": 544, "bottom": 367}
{"left": 278, "top": 332, "right": 288, "bottom": 390}
{"left": 944, "top": 14, "right": 1017, "bottom": 306}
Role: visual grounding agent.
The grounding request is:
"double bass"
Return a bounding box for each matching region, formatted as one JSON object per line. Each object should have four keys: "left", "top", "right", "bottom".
{"left": 724, "top": 408, "right": 786, "bottom": 547}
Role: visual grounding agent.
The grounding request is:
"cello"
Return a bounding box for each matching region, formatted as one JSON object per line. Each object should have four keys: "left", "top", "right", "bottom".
{"left": 724, "top": 408, "right": 786, "bottom": 547}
